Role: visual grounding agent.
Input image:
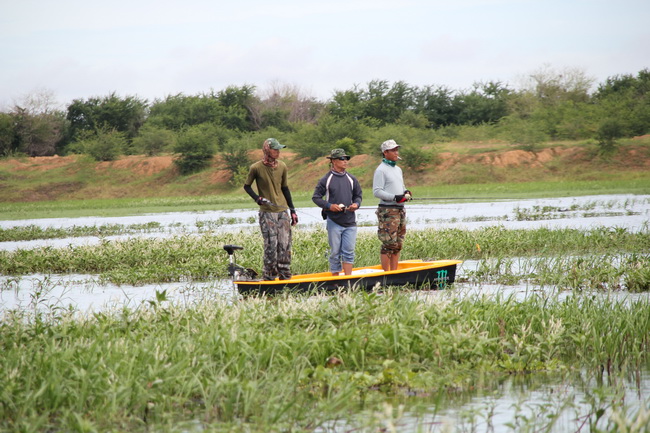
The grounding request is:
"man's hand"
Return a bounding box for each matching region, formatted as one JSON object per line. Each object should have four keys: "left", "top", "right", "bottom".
{"left": 404, "top": 190, "right": 412, "bottom": 201}
{"left": 290, "top": 209, "right": 298, "bottom": 226}
{"left": 256, "top": 197, "right": 271, "bottom": 206}
{"left": 394, "top": 194, "right": 408, "bottom": 203}
{"left": 347, "top": 203, "right": 359, "bottom": 212}
{"left": 330, "top": 203, "right": 345, "bottom": 212}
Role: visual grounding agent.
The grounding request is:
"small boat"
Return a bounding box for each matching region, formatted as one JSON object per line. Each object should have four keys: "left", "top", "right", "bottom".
{"left": 223, "top": 244, "right": 462, "bottom": 295}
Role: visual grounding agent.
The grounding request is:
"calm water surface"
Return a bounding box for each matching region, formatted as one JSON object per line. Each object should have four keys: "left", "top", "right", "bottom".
{"left": 1, "top": 194, "right": 648, "bottom": 251}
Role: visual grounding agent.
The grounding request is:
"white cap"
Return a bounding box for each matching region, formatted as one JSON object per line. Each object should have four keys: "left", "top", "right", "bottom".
{"left": 380, "top": 139, "right": 400, "bottom": 152}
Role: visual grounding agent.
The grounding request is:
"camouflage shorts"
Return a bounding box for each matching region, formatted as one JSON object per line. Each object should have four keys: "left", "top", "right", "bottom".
{"left": 259, "top": 210, "right": 292, "bottom": 280}
{"left": 375, "top": 207, "right": 406, "bottom": 255}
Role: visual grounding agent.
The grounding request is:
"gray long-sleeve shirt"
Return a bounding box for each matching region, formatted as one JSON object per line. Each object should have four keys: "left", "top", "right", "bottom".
{"left": 373, "top": 161, "right": 406, "bottom": 206}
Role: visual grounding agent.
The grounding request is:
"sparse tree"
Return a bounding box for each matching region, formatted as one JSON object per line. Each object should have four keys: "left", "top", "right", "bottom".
{"left": 11, "top": 89, "right": 66, "bottom": 156}
{"left": 519, "top": 65, "right": 594, "bottom": 105}
{"left": 250, "top": 82, "right": 324, "bottom": 130}
{"left": 0, "top": 113, "right": 16, "bottom": 156}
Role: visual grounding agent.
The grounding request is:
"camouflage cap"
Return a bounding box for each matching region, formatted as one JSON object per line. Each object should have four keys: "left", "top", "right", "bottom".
{"left": 380, "top": 139, "right": 400, "bottom": 152}
{"left": 327, "top": 148, "right": 351, "bottom": 160}
{"left": 265, "top": 138, "right": 286, "bottom": 150}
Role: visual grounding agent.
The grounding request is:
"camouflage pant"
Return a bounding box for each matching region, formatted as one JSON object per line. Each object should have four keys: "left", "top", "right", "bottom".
{"left": 376, "top": 207, "right": 406, "bottom": 255}
{"left": 259, "top": 211, "right": 292, "bottom": 280}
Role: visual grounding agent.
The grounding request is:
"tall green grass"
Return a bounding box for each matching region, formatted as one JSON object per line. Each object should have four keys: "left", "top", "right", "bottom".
{"left": 1, "top": 289, "right": 648, "bottom": 432}
{"left": 1, "top": 226, "right": 649, "bottom": 288}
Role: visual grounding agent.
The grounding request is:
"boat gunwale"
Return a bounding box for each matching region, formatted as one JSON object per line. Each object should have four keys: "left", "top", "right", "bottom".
{"left": 233, "top": 259, "right": 463, "bottom": 286}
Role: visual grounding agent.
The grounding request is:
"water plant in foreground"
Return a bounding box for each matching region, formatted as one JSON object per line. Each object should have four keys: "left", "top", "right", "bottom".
{"left": 1, "top": 289, "right": 648, "bottom": 432}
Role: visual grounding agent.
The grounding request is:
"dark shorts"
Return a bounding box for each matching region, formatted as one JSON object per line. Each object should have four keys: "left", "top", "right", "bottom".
{"left": 375, "top": 206, "right": 406, "bottom": 255}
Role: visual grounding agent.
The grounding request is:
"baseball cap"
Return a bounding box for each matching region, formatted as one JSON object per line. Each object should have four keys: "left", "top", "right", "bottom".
{"left": 327, "top": 148, "right": 351, "bottom": 160}
{"left": 380, "top": 139, "right": 400, "bottom": 152}
{"left": 265, "top": 138, "right": 286, "bottom": 150}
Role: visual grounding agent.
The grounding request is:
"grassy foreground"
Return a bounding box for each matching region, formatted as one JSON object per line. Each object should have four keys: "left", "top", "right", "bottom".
{"left": 1, "top": 288, "right": 649, "bottom": 432}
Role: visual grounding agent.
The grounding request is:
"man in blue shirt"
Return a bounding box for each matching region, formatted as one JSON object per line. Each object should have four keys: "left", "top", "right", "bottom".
{"left": 312, "top": 148, "right": 363, "bottom": 275}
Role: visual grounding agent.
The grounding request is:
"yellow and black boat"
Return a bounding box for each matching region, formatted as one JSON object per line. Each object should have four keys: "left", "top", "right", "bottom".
{"left": 224, "top": 245, "right": 462, "bottom": 296}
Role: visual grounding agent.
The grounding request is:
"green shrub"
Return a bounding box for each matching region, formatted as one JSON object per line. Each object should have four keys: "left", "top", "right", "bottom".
{"left": 497, "top": 116, "right": 549, "bottom": 151}
{"left": 229, "top": 165, "right": 249, "bottom": 187}
{"left": 293, "top": 116, "right": 368, "bottom": 160}
{"left": 334, "top": 137, "right": 359, "bottom": 156}
{"left": 399, "top": 144, "right": 439, "bottom": 172}
{"left": 132, "top": 125, "right": 176, "bottom": 156}
{"left": 173, "top": 124, "right": 219, "bottom": 175}
{"left": 83, "top": 128, "right": 126, "bottom": 161}
{"left": 222, "top": 139, "right": 252, "bottom": 181}
{"left": 596, "top": 119, "right": 625, "bottom": 152}
{"left": 365, "top": 124, "right": 440, "bottom": 154}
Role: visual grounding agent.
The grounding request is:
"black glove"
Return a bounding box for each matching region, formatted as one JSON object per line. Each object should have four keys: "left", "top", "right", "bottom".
{"left": 395, "top": 194, "right": 408, "bottom": 203}
{"left": 290, "top": 209, "right": 298, "bottom": 226}
{"left": 256, "top": 197, "right": 270, "bottom": 206}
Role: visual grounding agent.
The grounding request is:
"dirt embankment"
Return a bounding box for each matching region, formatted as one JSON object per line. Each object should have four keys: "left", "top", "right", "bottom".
{"left": 1, "top": 142, "right": 649, "bottom": 202}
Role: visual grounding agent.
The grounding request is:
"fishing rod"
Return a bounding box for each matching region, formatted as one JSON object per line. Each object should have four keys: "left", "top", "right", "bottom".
{"left": 408, "top": 197, "right": 520, "bottom": 201}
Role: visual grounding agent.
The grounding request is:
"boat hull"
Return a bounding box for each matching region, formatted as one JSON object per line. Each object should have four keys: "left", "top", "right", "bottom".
{"left": 234, "top": 260, "right": 462, "bottom": 296}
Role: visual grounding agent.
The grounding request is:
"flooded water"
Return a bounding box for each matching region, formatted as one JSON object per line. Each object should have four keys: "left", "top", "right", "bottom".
{"left": 0, "top": 274, "right": 238, "bottom": 315}
{"left": 317, "top": 368, "right": 650, "bottom": 432}
{"left": 1, "top": 193, "right": 649, "bottom": 313}
{"left": 2, "top": 193, "right": 649, "bottom": 432}
{"left": 1, "top": 194, "right": 648, "bottom": 251}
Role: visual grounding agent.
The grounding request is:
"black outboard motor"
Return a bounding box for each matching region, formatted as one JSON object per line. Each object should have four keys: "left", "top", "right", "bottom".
{"left": 223, "top": 245, "right": 259, "bottom": 281}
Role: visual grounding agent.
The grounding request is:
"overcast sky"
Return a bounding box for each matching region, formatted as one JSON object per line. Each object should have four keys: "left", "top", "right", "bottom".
{"left": 1, "top": 0, "right": 649, "bottom": 110}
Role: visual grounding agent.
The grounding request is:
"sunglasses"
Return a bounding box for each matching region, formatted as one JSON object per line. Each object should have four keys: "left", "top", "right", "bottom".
{"left": 334, "top": 156, "right": 350, "bottom": 161}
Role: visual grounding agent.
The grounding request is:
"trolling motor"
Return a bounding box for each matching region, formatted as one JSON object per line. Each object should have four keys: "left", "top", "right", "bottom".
{"left": 223, "top": 245, "right": 259, "bottom": 281}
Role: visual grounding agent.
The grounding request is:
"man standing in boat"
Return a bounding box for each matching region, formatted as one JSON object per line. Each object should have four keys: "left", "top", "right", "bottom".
{"left": 312, "top": 148, "right": 363, "bottom": 276}
{"left": 243, "top": 138, "right": 298, "bottom": 281}
{"left": 372, "top": 139, "right": 412, "bottom": 271}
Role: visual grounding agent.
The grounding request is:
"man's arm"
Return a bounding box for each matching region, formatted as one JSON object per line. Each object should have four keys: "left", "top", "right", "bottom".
{"left": 352, "top": 177, "right": 363, "bottom": 207}
{"left": 373, "top": 169, "right": 395, "bottom": 202}
{"left": 282, "top": 186, "right": 299, "bottom": 226}
{"left": 311, "top": 177, "right": 329, "bottom": 209}
{"left": 243, "top": 184, "right": 259, "bottom": 202}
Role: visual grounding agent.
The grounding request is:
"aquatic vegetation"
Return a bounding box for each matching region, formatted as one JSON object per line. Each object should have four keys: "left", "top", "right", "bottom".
{"left": 1, "top": 221, "right": 649, "bottom": 431}
{"left": 0, "top": 222, "right": 165, "bottom": 242}
{"left": 1, "top": 288, "right": 648, "bottom": 432}
{"left": 1, "top": 226, "right": 649, "bottom": 290}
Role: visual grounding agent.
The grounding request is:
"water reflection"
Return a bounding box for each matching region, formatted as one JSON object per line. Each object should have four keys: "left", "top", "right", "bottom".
{"left": 0, "top": 274, "right": 238, "bottom": 316}
{"left": 317, "top": 369, "right": 650, "bottom": 432}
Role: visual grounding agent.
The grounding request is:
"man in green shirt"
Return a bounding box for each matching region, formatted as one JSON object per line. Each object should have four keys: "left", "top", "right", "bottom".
{"left": 244, "top": 138, "right": 298, "bottom": 280}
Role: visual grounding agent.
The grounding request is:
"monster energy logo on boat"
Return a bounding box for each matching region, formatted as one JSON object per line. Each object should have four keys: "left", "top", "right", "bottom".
{"left": 436, "top": 269, "right": 448, "bottom": 282}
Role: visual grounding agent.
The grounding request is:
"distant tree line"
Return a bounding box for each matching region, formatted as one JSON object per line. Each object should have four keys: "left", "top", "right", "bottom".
{"left": 1, "top": 67, "right": 648, "bottom": 178}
